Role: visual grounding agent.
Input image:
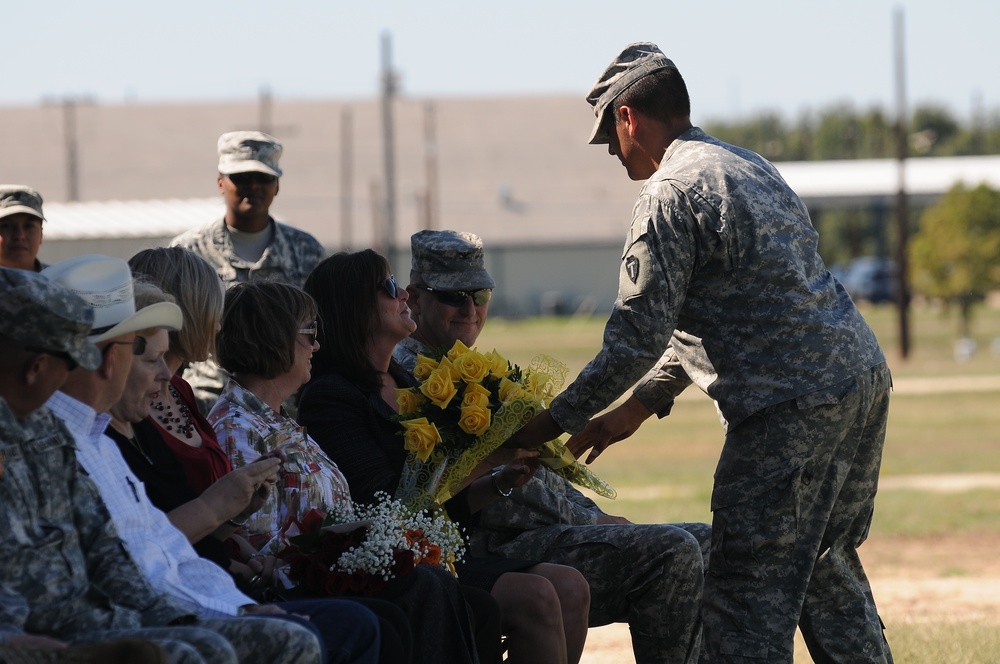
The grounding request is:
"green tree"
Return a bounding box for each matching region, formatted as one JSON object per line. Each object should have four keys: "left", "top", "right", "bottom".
{"left": 909, "top": 183, "right": 1000, "bottom": 336}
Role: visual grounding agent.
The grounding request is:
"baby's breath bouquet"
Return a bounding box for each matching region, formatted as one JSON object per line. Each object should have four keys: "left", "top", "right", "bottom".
{"left": 394, "top": 340, "right": 615, "bottom": 511}
{"left": 279, "top": 492, "right": 465, "bottom": 597}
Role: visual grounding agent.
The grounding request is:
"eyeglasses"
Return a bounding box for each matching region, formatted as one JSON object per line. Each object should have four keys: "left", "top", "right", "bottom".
{"left": 105, "top": 336, "right": 147, "bottom": 356}
{"left": 25, "top": 346, "right": 78, "bottom": 371}
{"left": 298, "top": 321, "right": 319, "bottom": 345}
{"left": 380, "top": 274, "right": 401, "bottom": 299}
{"left": 226, "top": 172, "right": 278, "bottom": 187}
{"left": 413, "top": 284, "right": 492, "bottom": 307}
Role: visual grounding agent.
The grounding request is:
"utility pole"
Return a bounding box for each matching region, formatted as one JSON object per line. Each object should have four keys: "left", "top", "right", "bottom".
{"left": 422, "top": 101, "right": 439, "bottom": 230}
{"left": 259, "top": 85, "right": 273, "bottom": 135}
{"left": 340, "top": 107, "right": 353, "bottom": 250}
{"left": 893, "top": 6, "right": 912, "bottom": 359}
{"left": 380, "top": 32, "right": 399, "bottom": 266}
{"left": 63, "top": 98, "right": 80, "bottom": 201}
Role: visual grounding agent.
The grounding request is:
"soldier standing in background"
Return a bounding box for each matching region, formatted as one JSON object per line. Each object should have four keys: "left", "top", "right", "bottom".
{"left": 0, "top": 184, "right": 48, "bottom": 272}
{"left": 511, "top": 43, "right": 893, "bottom": 663}
{"left": 171, "top": 131, "right": 325, "bottom": 413}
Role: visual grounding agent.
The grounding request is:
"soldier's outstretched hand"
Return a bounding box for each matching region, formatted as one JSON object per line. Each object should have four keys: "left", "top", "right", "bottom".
{"left": 567, "top": 395, "right": 654, "bottom": 464}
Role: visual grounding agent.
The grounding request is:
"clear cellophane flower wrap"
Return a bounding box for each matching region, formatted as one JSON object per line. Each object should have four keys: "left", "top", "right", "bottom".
{"left": 394, "top": 341, "right": 616, "bottom": 511}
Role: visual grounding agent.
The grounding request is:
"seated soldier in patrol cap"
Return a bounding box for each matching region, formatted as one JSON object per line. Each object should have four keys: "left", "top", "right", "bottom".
{"left": 394, "top": 230, "right": 712, "bottom": 664}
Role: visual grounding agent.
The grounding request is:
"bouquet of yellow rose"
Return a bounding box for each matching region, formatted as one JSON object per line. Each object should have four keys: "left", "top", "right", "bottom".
{"left": 394, "top": 340, "right": 616, "bottom": 511}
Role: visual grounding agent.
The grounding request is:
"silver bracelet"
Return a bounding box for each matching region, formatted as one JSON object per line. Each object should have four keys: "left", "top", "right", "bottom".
{"left": 226, "top": 518, "right": 247, "bottom": 528}
{"left": 491, "top": 469, "right": 513, "bottom": 497}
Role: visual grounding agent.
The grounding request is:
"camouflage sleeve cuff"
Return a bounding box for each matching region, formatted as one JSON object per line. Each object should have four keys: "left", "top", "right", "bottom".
{"left": 633, "top": 380, "right": 678, "bottom": 418}
{"left": 548, "top": 396, "right": 590, "bottom": 436}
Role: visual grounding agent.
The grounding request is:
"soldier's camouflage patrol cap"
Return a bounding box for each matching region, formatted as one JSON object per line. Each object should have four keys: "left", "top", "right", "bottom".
{"left": 217, "top": 131, "right": 283, "bottom": 177}
{"left": 0, "top": 184, "right": 45, "bottom": 221}
{"left": 410, "top": 230, "right": 495, "bottom": 291}
{"left": 586, "top": 42, "right": 677, "bottom": 145}
{"left": 0, "top": 266, "right": 101, "bottom": 370}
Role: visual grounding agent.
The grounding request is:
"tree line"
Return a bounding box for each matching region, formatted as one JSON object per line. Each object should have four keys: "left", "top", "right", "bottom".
{"left": 703, "top": 103, "right": 1000, "bottom": 162}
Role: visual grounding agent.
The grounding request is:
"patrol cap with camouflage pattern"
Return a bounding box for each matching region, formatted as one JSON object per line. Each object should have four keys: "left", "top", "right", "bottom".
{"left": 410, "top": 230, "right": 495, "bottom": 290}
{"left": 217, "top": 131, "right": 283, "bottom": 177}
{"left": 0, "top": 266, "right": 101, "bottom": 370}
{"left": 0, "top": 185, "right": 45, "bottom": 221}
{"left": 586, "top": 42, "right": 677, "bottom": 145}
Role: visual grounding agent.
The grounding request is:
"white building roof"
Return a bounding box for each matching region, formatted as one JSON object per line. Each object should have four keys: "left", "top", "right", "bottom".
{"left": 774, "top": 155, "right": 1000, "bottom": 209}
{"left": 42, "top": 198, "right": 223, "bottom": 241}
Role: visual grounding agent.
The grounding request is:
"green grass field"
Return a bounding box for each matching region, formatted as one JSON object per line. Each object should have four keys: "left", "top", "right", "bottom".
{"left": 479, "top": 301, "right": 1000, "bottom": 662}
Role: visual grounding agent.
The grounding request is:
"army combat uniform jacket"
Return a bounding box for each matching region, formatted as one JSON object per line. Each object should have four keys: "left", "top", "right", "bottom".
{"left": 0, "top": 399, "right": 191, "bottom": 641}
{"left": 171, "top": 217, "right": 324, "bottom": 289}
{"left": 549, "top": 127, "right": 884, "bottom": 434}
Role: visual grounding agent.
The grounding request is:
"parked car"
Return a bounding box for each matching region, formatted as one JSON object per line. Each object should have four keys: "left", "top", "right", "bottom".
{"left": 836, "top": 256, "right": 898, "bottom": 304}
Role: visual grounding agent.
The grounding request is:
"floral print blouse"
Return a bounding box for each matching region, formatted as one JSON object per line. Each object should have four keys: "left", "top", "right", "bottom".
{"left": 208, "top": 378, "right": 353, "bottom": 555}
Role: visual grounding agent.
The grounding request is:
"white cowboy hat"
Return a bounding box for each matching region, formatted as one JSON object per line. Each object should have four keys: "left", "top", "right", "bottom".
{"left": 42, "top": 254, "right": 182, "bottom": 344}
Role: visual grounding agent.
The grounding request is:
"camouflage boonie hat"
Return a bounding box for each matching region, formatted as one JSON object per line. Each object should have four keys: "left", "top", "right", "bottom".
{"left": 0, "top": 185, "right": 45, "bottom": 221}
{"left": 410, "top": 230, "right": 495, "bottom": 290}
{"left": 0, "top": 267, "right": 101, "bottom": 370}
{"left": 586, "top": 42, "right": 676, "bottom": 145}
{"left": 217, "top": 131, "right": 283, "bottom": 177}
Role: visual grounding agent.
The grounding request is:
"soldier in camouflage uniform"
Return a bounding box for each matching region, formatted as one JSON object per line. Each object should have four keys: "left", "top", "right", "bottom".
{"left": 395, "top": 230, "right": 712, "bottom": 664}
{"left": 511, "top": 43, "right": 893, "bottom": 663}
{"left": 0, "top": 184, "right": 47, "bottom": 272}
{"left": 37, "top": 255, "right": 380, "bottom": 664}
{"left": 170, "top": 131, "right": 325, "bottom": 413}
{"left": 0, "top": 267, "right": 244, "bottom": 664}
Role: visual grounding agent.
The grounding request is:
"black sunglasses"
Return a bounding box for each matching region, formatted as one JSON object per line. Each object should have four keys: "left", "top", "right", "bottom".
{"left": 298, "top": 321, "right": 319, "bottom": 345}
{"left": 381, "top": 275, "right": 401, "bottom": 299}
{"left": 226, "top": 172, "right": 277, "bottom": 187}
{"left": 413, "top": 284, "right": 492, "bottom": 307}
{"left": 25, "top": 346, "right": 79, "bottom": 371}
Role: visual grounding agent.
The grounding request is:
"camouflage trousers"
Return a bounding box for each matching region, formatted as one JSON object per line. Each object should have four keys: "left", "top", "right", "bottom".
{"left": 483, "top": 521, "right": 711, "bottom": 664}
{"left": 75, "top": 615, "right": 325, "bottom": 664}
{"left": 703, "top": 362, "right": 893, "bottom": 663}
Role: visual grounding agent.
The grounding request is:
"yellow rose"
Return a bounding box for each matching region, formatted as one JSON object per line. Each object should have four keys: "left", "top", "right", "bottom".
{"left": 435, "top": 356, "right": 461, "bottom": 382}
{"left": 420, "top": 367, "right": 459, "bottom": 409}
{"left": 458, "top": 404, "right": 491, "bottom": 436}
{"left": 446, "top": 339, "right": 473, "bottom": 362}
{"left": 395, "top": 388, "right": 426, "bottom": 415}
{"left": 413, "top": 355, "right": 440, "bottom": 381}
{"left": 453, "top": 349, "right": 491, "bottom": 384}
{"left": 402, "top": 417, "right": 442, "bottom": 462}
{"left": 461, "top": 382, "right": 491, "bottom": 410}
{"left": 485, "top": 350, "right": 509, "bottom": 376}
{"left": 498, "top": 376, "right": 526, "bottom": 403}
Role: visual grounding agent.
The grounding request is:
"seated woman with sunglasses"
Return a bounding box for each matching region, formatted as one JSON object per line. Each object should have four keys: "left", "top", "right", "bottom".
{"left": 298, "top": 250, "right": 590, "bottom": 664}
{"left": 209, "top": 279, "right": 485, "bottom": 664}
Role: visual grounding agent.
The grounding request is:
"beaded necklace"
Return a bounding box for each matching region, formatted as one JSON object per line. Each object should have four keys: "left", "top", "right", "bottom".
{"left": 151, "top": 381, "right": 197, "bottom": 440}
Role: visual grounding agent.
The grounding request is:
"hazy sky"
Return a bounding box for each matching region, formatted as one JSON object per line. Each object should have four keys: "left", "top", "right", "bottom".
{"left": 4, "top": 0, "right": 996, "bottom": 122}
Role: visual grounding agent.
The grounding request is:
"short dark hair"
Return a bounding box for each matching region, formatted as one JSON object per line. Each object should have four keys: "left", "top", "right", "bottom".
{"left": 216, "top": 281, "right": 317, "bottom": 380}
{"left": 303, "top": 250, "right": 390, "bottom": 391}
{"left": 613, "top": 67, "right": 691, "bottom": 126}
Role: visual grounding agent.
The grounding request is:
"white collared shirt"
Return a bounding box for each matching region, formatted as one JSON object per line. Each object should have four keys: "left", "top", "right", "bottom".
{"left": 46, "top": 390, "right": 253, "bottom": 618}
